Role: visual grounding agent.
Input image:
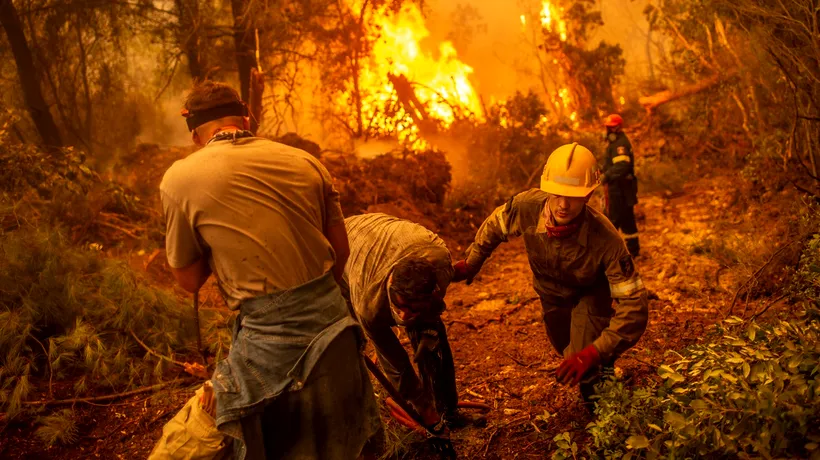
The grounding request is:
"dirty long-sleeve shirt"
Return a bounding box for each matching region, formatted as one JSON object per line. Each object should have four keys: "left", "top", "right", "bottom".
{"left": 464, "top": 189, "right": 648, "bottom": 360}
{"left": 343, "top": 213, "right": 454, "bottom": 404}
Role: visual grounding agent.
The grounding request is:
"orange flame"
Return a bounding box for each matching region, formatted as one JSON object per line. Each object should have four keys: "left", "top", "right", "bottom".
{"left": 341, "top": 1, "right": 483, "bottom": 149}
{"left": 540, "top": 1, "right": 567, "bottom": 42}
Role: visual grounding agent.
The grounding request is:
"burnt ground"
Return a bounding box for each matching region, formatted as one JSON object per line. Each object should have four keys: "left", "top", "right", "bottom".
{"left": 0, "top": 162, "right": 798, "bottom": 458}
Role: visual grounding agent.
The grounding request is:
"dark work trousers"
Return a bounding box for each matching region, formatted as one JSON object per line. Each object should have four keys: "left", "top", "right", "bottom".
{"left": 607, "top": 196, "right": 640, "bottom": 257}
{"left": 540, "top": 285, "right": 617, "bottom": 415}
{"left": 240, "top": 328, "right": 379, "bottom": 459}
{"left": 406, "top": 319, "right": 459, "bottom": 415}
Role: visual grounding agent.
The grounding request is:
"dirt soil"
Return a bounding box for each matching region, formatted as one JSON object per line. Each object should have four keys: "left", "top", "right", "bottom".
{"left": 0, "top": 147, "right": 797, "bottom": 458}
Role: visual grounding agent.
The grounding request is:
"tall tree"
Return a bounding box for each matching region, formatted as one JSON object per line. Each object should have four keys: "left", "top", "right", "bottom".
{"left": 174, "top": 0, "right": 205, "bottom": 81}
{"left": 0, "top": 0, "right": 62, "bottom": 147}
{"left": 230, "top": 0, "right": 257, "bottom": 103}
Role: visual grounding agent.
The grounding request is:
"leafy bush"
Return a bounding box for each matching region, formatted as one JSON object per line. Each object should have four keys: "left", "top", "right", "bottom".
{"left": 0, "top": 228, "right": 197, "bottom": 419}
{"left": 789, "top": 203, "right": 820, "bottom": 301}
{"left": 552, "top": 304, "right": 820, "bottom": 460}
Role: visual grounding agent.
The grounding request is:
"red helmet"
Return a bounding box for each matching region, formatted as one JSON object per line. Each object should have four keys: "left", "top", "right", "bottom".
{"left": 604, "top": 114, "right": 623, "bottom": 127}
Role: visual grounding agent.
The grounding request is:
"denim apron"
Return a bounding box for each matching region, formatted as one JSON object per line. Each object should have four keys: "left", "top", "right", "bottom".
{"left": 211, "top": 271, "right": 361, "bottom": 458}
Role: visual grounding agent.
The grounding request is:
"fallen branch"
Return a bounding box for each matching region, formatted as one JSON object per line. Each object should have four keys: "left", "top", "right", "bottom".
{"left": 639, "top": 70, "right": 737, "bottom": 112}
{"left": 97, "top": 220, "right": 141, "bottom": 239}
{"left": 790, "top": 179, "right": 820, "bottom": 200}
{"left": 750, "top": 294, "right": 788, "bottom": 321}
{"left": 624, "top": 354, "right": 656, "bottom": 368}
{"left": 23, "top": 378, "right": 194, "bottom": 406}
{"left": 144, "top": 248, "right": 162, "bottom": 270}
{"left": 502, "top": 350, "right": 539, "bottom": 368}
{"left": 483, "top": 428, "right": 499, "bottom": 458}
{"left": 465, "top": 388, "right": 487, "bottom": 400}
{"left": 129, "top": 329, "right": 186, "bottom": 367}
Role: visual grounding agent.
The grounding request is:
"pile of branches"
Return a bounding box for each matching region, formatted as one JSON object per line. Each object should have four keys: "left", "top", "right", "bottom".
{"left": 324, "top": 148, "right": 452, "bottom": 233}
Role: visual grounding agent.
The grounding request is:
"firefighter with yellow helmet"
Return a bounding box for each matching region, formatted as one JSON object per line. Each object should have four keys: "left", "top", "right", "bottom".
{"left": 452, "top": 143, "right": 649, "bottom": 410}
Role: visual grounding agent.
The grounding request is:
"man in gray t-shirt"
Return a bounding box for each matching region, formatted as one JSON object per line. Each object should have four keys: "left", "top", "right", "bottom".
{"left": 343, "top": 213, "right": 458, "bottom": 427}
{"left": 160, "top": 80, "right": 379, "bottom": 459}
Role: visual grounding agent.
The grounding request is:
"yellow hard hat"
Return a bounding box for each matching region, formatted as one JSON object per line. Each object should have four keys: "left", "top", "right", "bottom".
{"left": 540, "top": 143, "right": 600, "bottom": 197}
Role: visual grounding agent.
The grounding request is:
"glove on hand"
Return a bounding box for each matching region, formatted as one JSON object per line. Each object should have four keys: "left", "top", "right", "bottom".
{"left": 452, "top": 260, "right": 476, "bottom": 285}
{"left": 556, "top": 345, "right": 601, "bottom": 386}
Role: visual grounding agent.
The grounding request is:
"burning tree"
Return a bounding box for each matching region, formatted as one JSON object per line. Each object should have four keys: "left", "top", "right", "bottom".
{"left": 317, "top": 0, "right": 484, "bottom": 150}
{"left": 520, "top": 0, "right": 625, "bottom": 121}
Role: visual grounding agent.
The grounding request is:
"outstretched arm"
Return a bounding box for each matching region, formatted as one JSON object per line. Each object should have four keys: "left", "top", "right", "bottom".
{"left": 595, "top": 245, "right": 649, "bottom": 361}
{"left": 456, "top": 195, "right": 525, "bottom": 282}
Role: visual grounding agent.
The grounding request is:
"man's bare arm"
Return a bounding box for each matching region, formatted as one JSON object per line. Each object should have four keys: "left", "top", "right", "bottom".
{"left": 170, "top": 257, "right": 212, "bottom": 293}
{"left": 325, "top": 222, "right": 349, "bottom": 284}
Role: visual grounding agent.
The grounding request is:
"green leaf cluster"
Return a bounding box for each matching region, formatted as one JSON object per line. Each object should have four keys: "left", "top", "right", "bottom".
{"left": 0, "top": 227, "right": 198, "bottom": 419}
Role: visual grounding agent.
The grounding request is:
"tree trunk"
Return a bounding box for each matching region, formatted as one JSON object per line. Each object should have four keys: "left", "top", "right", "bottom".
{"left": 0, "top": 0, "right": 63, "bottom": 147}
{"left": 175, "top": 0, "right": 204, "bottom": 81}
{"left": 230, "top": 0, "right": 256, "bottom": 104}
{"left": 639, "top": 70, "right": 738, "bottom": 112}
{"left": 248, "top": 68, "right": 265, "bottom": 134}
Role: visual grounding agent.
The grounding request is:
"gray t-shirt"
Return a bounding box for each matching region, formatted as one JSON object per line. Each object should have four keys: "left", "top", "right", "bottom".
{"left": 160, "top": 137, "right": 344, "bottom": 309}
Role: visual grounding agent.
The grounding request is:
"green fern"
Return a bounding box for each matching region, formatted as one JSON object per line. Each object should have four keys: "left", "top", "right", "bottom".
{"left": 35, "top": 409, "right": 78, "bottom": 447}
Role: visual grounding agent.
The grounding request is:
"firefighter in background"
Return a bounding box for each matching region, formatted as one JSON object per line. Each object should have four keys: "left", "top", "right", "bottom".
{"left": 602, "top": 114, "right": 640, "bottom": 257}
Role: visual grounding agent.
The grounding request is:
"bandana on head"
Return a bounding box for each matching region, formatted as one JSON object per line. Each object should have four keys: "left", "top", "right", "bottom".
{"left": 181, "top": 101, "right": 248, "bottom": 132}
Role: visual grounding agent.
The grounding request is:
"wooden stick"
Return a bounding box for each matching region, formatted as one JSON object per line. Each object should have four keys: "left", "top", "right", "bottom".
{"left": 483, "top": 428, "right": 499, "bottom": 458}
{"left": 129, "top": 329, "right": 186, "bottom": 367}
{"left": 193, "top": 291, "right": 207, "bottom": 364}
{"left": 502, "top": 350, "right": 538, "bottom": 368}
{"left": 97, "top": 220, "right": 141, "bottom": 239}
{"left": 750, "top": 294, "right": 788, "bottom": 321}
{"left": 728, "top": 241, "right": 797, "bottom": 316}
{"left": 23, "top": 379, "right": 193, "bottom": 406}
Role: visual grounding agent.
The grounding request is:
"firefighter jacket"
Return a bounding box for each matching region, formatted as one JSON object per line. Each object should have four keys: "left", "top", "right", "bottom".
{"left": 464, "top": 189, "right": 648, "bottom": 361}
{"left": 602, "top": 131, "right": 638, "bottom": 207}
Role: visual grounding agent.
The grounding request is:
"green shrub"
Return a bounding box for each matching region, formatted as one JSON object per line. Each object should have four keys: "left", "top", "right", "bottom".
{"left": 0, "top": 227, "right": 197, "bottom": 419}
{"left": 553, "top": 305, "right": 820, "bottom": 459}
{"left": 789, "top": 203, "right": 820, "bottom": 301}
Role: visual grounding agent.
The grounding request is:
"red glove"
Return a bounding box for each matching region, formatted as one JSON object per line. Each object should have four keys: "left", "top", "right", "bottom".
{"left": 556, "top": 345, "right": 601, "bottom": 386}
{"left": 452, "top": 260, "right": 476, "bottom": 285}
